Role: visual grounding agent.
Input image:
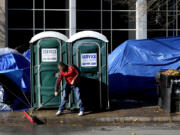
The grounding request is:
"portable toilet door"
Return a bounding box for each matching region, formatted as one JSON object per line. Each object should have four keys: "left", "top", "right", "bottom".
{"left": 67, "top": 31, "right": 110, "bottom": 110}
{"left": 30, "top": 31, "right": 68, "bottom": 109}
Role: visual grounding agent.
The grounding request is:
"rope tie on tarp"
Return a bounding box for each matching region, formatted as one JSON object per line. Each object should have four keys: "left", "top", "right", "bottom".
{"left": 0, "top": 82, "right": 30, "bottom": 109}
{"left": 0, "top": 66, "right": 32, "bottom": 110}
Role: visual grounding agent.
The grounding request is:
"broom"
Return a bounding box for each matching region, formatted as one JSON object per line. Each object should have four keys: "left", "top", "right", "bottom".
{"left": 23, "top": 90, "right": 62, "bottom": 124}
{"left": 24, "top": 111, "right": 34, "bottom": 123}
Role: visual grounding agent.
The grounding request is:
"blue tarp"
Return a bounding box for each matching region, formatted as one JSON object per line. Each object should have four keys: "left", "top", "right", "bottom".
{"left": 108, "top": 36, "right": 180, "bottom": 99}
{"left": 23, "top": 49, "right": 30, "bottom": 62}
{"left": 0, "top": 48, "right": 30, "bottom": 111}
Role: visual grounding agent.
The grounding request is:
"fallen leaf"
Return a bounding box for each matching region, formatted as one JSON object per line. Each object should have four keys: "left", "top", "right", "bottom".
{"left": 131, "top": 132, "right": 136, "bottom": 135}
{"left": 132, "top": 119, "right": 138, "bottom": 122}
{"left": 60, "top": 120, "right": 64, "bottom": 124}
{"left": 120, "top": 121, "right": 125, "bottom": 124}
{"left": 96, "top": 123, "right": 99, "bottom": 126}
{"left": 72, "top": 124, "right": 77, "bottom": 127}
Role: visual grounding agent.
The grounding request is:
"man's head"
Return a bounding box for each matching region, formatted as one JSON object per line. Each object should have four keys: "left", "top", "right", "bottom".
{"left": 58, "top": 62, "right": 67, "bottom": 72}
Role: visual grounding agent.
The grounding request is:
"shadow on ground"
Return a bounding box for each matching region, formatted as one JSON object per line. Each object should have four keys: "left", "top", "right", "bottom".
{"left": 110, "top": 99, "right": 157, "bottom": 111}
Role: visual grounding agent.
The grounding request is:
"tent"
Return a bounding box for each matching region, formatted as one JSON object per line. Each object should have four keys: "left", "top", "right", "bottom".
{"left": 23, "top": 49, "right": 30, "bottom": 62}
{"left": 0, "top": 85, "right": 11, "bottom": 111}
{"left": 0, "top": 48, "right": 30, "bottom": 111}
{"left": 108, "top": 36, "right": 180, "bottom": 100}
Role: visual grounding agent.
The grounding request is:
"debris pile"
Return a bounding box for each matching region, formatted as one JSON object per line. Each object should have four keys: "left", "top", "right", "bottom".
{"left": 161, "top": 69, "right": 180, "bottom": 76}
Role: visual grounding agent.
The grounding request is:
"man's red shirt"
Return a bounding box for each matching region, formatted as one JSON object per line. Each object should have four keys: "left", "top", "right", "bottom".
{"left": 55, "top": 66, "right": 79, "bottom": 92}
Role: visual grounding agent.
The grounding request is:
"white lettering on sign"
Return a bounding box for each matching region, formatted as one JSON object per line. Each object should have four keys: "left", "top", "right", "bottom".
{"left": 41, "top": 48, "right": 57, "bottom": 62}
{"left": 81, "top": 53, "right": 97, "bottom": 67}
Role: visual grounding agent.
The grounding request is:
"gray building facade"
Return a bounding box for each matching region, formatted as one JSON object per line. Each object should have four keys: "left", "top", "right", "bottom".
{"left": 0, "top": 0, "right": 179, "bottom": 53}
{"left": 0, "top": 0, "right": 6, "bottom": 48}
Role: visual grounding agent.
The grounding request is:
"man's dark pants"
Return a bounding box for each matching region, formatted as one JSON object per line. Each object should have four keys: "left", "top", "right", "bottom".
{"left": 58, "top": 84, "right": 84, "bottom": 112}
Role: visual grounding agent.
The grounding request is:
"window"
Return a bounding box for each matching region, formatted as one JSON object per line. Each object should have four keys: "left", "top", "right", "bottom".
{"left": 147, "top": 11, "right": 166, "bottom": 29}
{"left": 8, "top": 30, "right": 33, "bottom": 52}
{"left": 147, "top": 0, "right": 180, "bottom": 38}
{"left": 102, "top": 30, "right": 111, "bottom": 53}
{"left": 147, "top": 30, "right": 166, "bottom": 38}
{"left": 77, "top": 0, "right": 101, "bottom": 10}
{"left": 35, "top": 0, "right": 43, "bottom": 9}
{"left": 45, "top": 11, "right": 69, "bottom": 28}
{"left": 112, "top": 11, "right": 136, "bottom": 29}
{"left": 45, "top": 0, "right": 69, "bottom": 9}
{"left": 77, "top": 11, "right": 101, "bottom": 29}
{"left": 35, "top": 11, "right": 44, "bottom": 28}
{"left": 8, "top": 0, "right": 33, "bottom": 9}
{"left": 102, "top": 11, "right": 111, "bottom": 29}
{"left": 112, "top": 31, "right": 135, "bottom": 50}
{"left": 8, "top": 0, "right": 69, "bottom": 52}
{"left": 8, "top": 10, "right": 33, "bottom": 28}
{"left": 103, "top": 0, "right": 111, "bottom": 10}
{"left": 112, "top": 0, "right": 136, "bottom": 10}
{"left": 76, "top": 0, "right": 136, "bottom": 53}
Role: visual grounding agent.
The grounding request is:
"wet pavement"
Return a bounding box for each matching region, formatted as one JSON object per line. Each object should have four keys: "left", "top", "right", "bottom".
{"left": 0, "top": 122, "right": 180, "bottom": 135}
{"left": 1, "top": 101, "right": 180, "bottom": 135}
{"left": 0, "top": 99, "right": 180, "bottom": 126}
{"left": 0, "top": 105, "right": 180, "bottom": 125}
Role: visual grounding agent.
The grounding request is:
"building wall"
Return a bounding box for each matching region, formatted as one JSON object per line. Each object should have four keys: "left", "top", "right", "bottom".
{"left": 4, "top": 0, "right": 180, "bottom": 53}
{"left": 0, "top": 0, "right": 6, "bottom": 48}
{"left": 7, "top": 0, "right": 137, "bottom": 53}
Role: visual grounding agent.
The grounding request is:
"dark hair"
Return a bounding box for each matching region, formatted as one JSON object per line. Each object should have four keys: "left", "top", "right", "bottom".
{"left": 58, "top": 61, "right": 68, "bottom": 71}
{"left": 58, "top": 61, "right": 66, "bottom": 67}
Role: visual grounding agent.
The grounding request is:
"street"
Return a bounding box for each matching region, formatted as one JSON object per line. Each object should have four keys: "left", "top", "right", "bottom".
{"left": 0, "top": 123, "right": 180, "bottom": 135}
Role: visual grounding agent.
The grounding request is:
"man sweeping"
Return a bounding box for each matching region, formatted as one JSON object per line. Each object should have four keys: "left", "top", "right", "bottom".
{"left": 55, "top": 62, "right": 84, "bottom": 116}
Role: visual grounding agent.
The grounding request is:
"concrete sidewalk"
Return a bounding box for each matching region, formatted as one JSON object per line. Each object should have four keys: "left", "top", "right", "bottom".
{"left": 1, "top": 106, "right": 180, "bottom": 125}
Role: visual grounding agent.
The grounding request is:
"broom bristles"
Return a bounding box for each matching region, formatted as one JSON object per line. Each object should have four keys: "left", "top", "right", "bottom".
{"left": 24, "top": 111, "right": 34, "bottom": 123}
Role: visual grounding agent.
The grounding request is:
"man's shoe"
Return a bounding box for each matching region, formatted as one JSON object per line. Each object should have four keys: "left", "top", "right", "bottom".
{"left": 78, "top": 111, "right": 84, "bottom": 116}
{"left": 56, "top": 110, "right": 62, "bottom": 116}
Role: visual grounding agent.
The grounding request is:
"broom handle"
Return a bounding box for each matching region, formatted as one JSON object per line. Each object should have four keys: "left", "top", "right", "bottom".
{"left": 34, "top": 89, "right": 63, "bottom": 111}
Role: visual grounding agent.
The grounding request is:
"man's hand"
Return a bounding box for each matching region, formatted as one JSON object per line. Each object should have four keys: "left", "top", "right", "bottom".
{"left": 71, "top": 79, "right": 75, "bottom": 85}
{"left": 55, "top": 91, "right": 58, "bottom": 96}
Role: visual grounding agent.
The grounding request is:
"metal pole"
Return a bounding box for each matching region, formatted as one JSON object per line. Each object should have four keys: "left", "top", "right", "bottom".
{"left": 173, "top": 0, "right": 176, "bottom": 36}
{"left": 5, "top": 0, "right": 8, "bottom": 47}
{"left": 33, "top": 0, "right": 35, "bottom": 35}
{"left": 100, "top": 0, "right": 102, "bottom": 33}
{"left": 37, "top": 40, "right": 41, "bottom": 107}
{"left": 106, "top": 43, "right": 110, "bottom": 109}
{"left": 110, "top": 0, "right": 112, "bottom": 53}
{"left": 69, "top": 0, "right": 76, "bottom": 37}
{"left": 43, "top": 0, "right": 45, "bottom": 31}
{"left": 166, "top": 0, "right": 169, "bottom": 37}
{"left": 136, "top": 0, "right": 147, "bottom": 39}
{"left": 176, "top": 0, "right": 178, "bottom": 36}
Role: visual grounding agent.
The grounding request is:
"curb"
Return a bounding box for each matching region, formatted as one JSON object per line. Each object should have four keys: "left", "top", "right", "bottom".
{"left": 29, "top": 116, "right": 180, "bottom": 124}
{"left": 1, "top": 116, "right": 180, "bottom": 125}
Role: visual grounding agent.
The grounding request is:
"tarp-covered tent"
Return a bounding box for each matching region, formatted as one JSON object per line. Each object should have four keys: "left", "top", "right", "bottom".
{"left": 23, "top": 49, "right": 30, "bottom": 62}
{"left": 0, "top": 85, "right": 11, "bottom": 111}
{"left": 0, "top": 48, "right": 30, "bottom": 111}
{"left": 108, "top": 36, "right": 180, "bottom": 100}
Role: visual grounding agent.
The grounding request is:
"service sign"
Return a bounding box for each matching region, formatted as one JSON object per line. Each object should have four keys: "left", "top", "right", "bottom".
{"left": 81, "top": 53, "right": 97, "bottom": 67}
{"left": 41, "top": 48, "right": 57, "bottom": 62}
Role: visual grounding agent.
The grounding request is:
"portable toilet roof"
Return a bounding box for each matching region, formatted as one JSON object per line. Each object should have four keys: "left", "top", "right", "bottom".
{"left": 29, "top": 31, "right": 68, "bottom": 43}
{"left": 67, "top": 31, "right": 108, "bottom": 43}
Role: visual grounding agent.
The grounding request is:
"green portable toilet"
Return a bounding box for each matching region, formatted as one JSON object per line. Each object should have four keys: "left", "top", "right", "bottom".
{"left": 30, "top": 31, "right": 68, "bottom": 109}
{"left": 67, "top": 31, "right": 110, "bottom": 110}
